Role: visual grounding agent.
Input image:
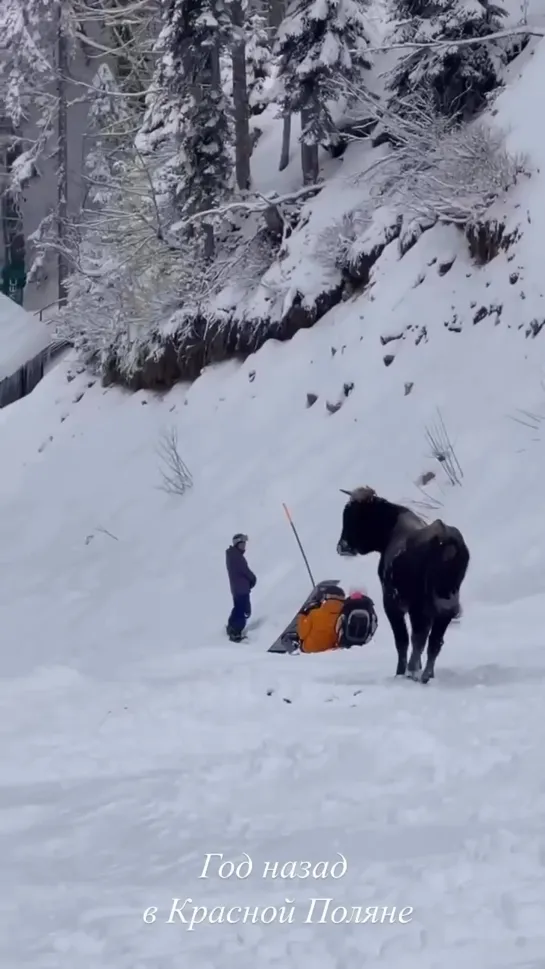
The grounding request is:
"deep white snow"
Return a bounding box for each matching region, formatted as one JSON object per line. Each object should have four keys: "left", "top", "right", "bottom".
{"left": 0, "top": 293, "right": 49, "bottom": 382}
{"left": 2, "top": 28, "right": 545, "bottom": 969}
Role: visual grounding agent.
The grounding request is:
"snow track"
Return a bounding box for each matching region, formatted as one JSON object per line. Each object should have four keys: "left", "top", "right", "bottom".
{"left": 2, "top": 592, "right": 545, "bottom": 966}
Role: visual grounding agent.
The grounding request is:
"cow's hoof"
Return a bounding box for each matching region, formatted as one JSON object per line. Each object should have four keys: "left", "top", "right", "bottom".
{"left": 407, "top": 670, "right": 422, "bottom": 682}
{"left": 421, "top": 669, "right": 434, "bottom": 684}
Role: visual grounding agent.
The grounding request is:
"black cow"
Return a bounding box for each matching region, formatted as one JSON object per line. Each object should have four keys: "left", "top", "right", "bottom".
{"left": 336, "top": 486, "right": 470, "bottom": 683}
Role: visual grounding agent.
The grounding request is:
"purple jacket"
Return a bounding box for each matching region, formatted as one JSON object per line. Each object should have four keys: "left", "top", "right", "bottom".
{"left": 226, "top": 545, "right": 257, "bottom": 597}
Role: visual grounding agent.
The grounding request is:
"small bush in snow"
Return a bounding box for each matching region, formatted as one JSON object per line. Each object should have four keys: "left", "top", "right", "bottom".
{"left": 156, "top": 427, "right": 193, "bottom": 496}
{"left": 335, "top": 89, "right": 527, "bottom": 241}
{"left": 392, "top": 120, "right": 527, "bottom": 228}
{"left": 318, "top": 206, "right": 400, "bottom": 285}
{"left": 425, "top": 410, "right": 463, "bottom": 487}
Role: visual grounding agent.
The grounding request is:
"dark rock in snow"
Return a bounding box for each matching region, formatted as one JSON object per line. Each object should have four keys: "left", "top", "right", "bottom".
{"left": 466, "top": 219, "right": 521, "bottom": 265}
{"left": 380, "top": 331, "right": 404, "bottom": 346}
{"left": 438, "top": 257, "right": 456, "bottom": 276}
{"left": 417, "top": 470, "right": 436, "bottom": 486}
{"left": 445, "top": 314, "right": 462, "bottom": 332}
{"left": 473, "top": 306, "right": 488, "bottom": 324}
{"left": 526, "top": 319, "right": 545, "bottom": 338}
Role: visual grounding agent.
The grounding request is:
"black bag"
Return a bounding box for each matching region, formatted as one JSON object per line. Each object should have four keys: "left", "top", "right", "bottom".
{"left": 336, "top": 595, "right": 377, "bottom": 648}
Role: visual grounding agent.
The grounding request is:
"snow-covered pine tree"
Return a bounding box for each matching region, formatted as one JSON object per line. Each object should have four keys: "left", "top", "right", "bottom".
{"left": 386, "top": 0, "right": 509, "bottom": 120}
{"left": 140, "top": 0, "right": 233, "bottom": 255}
{"left": 0, "top": 0, "right": 76, "bottom": 302}
{"left": 244, "top": 5, "right": 274, "bottom": 115}
{"left": 84, "top": 63, "right": 132, "bottom": 210}
{"left": 274, "top": 0, "right": 373, "bottom": 184}
{"left": 230, "top": 0, "right": 252, "bottom": 189}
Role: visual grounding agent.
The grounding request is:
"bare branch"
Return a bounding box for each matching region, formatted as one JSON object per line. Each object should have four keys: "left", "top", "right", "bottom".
{"left": 170, "top": 182, "right": 324, "bottom": 234}
{"left": 96, "top": 526, "right": 120, "bottom": 541}
{"left": 367, "top": 23, "right": 539, "bottom": 54}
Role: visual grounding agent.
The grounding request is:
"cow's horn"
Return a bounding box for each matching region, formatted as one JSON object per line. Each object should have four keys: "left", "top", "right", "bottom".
{"left": 339, "top": 488, "right": 352, "bottom": 496}
{"left": 351, "top": 486, "right": 376, "bottom": 502}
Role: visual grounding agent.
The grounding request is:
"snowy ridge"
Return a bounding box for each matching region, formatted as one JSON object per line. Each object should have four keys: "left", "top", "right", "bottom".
{"left": 212, "top": 27, "right": 542, "bottom": 331}
{"left": 2, "top": 28, "right": 545, "bottom": 969}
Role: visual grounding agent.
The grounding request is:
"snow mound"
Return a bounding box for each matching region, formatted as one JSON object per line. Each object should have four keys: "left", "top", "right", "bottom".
{"left": 0, "top": 293, "right": 49, "bottom": 382}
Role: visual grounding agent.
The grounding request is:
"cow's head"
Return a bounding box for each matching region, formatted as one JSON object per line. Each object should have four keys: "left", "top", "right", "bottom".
{"left": 336, "top": 486, "right": 379, "bottom": 557}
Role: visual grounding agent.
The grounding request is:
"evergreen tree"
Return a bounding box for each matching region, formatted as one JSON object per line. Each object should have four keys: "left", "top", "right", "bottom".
{"left": 141, "top": 0, "right": 233, "bottom": 250}
{"left": 274, "top": 0, "right": 372, "bottom": 183}
{"left": 0, "top": 0, "right": 77, "bottom": 301}
{"left": 85, "top": 64, "right": 132, "bottom": 209}
{"left": 386, "top": 0, "right": 509, "bottom": 120}
{"left": 0, "top": 0, "right": 61, "bottom": 187}
{"left": 244, "top": 6, "right": 274, "bottom": 115}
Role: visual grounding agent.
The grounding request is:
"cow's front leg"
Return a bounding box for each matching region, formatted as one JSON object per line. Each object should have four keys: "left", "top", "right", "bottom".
{"left": 383, "top": 594, "right": 409, "bottom": 676}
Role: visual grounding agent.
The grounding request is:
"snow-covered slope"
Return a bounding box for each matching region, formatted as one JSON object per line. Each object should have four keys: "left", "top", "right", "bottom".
{"left": 2, "top": 37, "right": 545, "bottom": 969}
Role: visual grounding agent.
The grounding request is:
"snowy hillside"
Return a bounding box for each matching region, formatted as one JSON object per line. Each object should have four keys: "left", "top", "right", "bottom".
{"left": 3, "top": 24, "right": 545, "bottom": 969}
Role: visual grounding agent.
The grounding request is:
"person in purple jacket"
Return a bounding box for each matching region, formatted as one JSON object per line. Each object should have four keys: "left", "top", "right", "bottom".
{"left": 226, "top": 533, "right": 257, "bottom": 642}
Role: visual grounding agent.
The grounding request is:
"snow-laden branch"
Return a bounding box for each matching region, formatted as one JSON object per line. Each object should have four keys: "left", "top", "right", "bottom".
{"left": 367, "top": 23, "right": 540, "bottom": 53}
{"left": 169, "top": 183, "right": 324, "bottom": 235}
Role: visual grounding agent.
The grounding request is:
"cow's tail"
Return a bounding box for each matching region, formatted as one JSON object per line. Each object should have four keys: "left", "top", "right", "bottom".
{"left": 426, "top": 523, "right": 470, "bottom": 616}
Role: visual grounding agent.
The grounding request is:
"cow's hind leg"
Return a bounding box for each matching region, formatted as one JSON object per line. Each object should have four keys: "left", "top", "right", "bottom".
{"left": 422, "top": 613, "right": 454, "bottom": 684}
{"left": 383, "top": 595, "right": 409, "bottom": 676}
{"left": 407, "top": 609, "right": 432, "bottom": 680}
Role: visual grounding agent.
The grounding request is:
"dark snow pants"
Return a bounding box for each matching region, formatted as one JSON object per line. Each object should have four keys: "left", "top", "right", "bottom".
{"left": 228, "top": 593, "right": 251, "bottom": 634}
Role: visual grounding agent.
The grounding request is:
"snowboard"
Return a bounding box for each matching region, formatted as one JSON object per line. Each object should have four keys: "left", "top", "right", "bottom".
{"left": 267, "top": 580, "right": 342, "bottom": 654}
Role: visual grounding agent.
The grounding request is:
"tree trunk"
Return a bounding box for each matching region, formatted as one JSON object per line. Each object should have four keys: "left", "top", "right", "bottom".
{"left": 56, "top": 2, "right": 69, "bottom": 306}
{"left": 278, "top": 113, "right": 291, "bottom": 171}
{"left": 200, "top": 40, "right": 224, "bottom": 261}
{"left": 203, "top": 222, "right": 215, "bottom": 261}
{"left": 268, "top": 0, "right": 285, "bottom": 28}
{"left": 230, "top": 0, "right": 252, "bottom": 190}
{"left": 300, "top": 108, "right": 319, "bottom": 185}
{"left": 263, "top": 203, "right": 284, "bottom": 240}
